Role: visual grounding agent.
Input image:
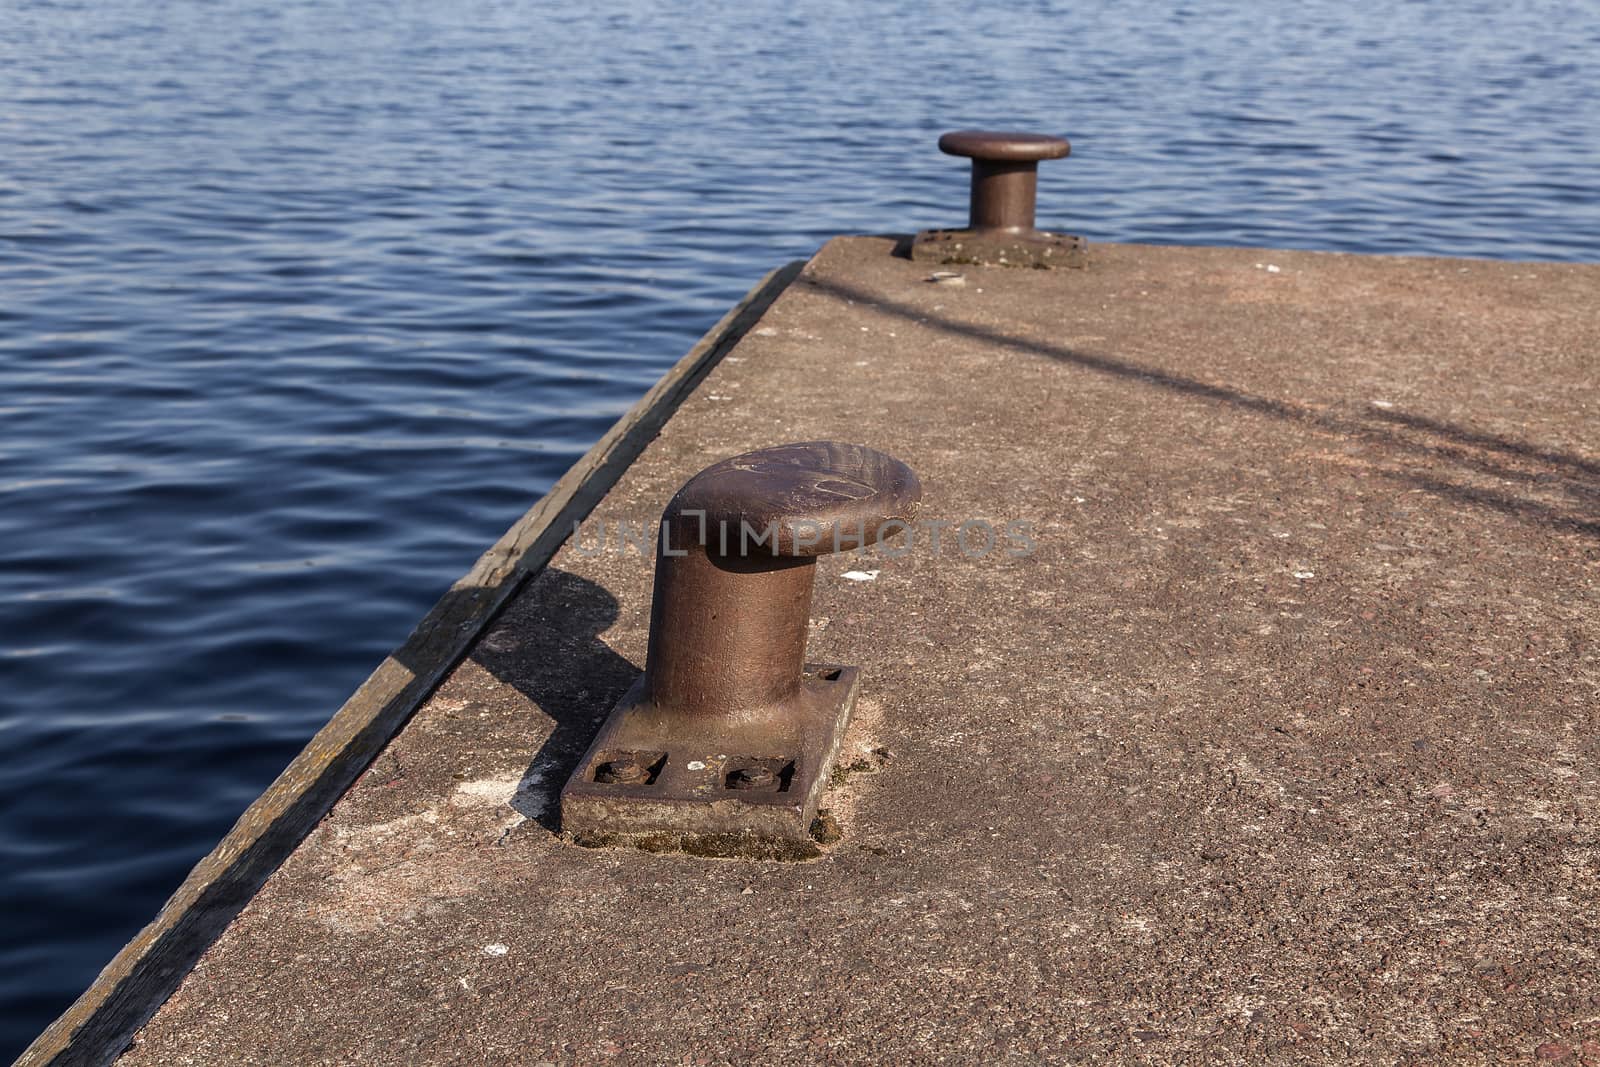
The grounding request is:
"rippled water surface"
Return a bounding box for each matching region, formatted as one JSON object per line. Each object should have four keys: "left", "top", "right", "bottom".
{"left": 3, "top": 0, "right": 1597, "bottom": 1054}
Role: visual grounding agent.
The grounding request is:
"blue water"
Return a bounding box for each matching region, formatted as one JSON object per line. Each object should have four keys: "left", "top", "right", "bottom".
{"left": 2, "top": 0, "right": 1596, "bottom": 1055}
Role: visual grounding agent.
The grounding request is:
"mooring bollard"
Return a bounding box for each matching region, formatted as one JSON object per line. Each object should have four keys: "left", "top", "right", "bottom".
{"left": 942, "top": 129, "right": 1070, "bottom": 234}
{"left": 560, "top": 441, "right": 920, "bottom": 852}
{"left": 912, "top": 129, "right": 1087, "bottom": 268}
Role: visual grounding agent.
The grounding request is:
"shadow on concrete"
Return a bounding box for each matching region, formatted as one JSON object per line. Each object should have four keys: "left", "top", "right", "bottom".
{"left": 1365, "top": 405, "right": 1600, "bottom": 482}
{"left": 807, "top": 274, "right": 1600, "bottom": 539}
{"left": 470, "top": 567, "right": 640, "bottom": 834}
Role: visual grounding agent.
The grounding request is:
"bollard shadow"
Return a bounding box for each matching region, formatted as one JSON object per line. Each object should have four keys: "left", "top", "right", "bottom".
{"left": 470, "top": 567, "right": 641, "bottom": 834}
{"left": 877, "top": 233, "right": 917, "bottom": 260}
{"left": 807, "top": 272, "right": 1600, "bottom": 539}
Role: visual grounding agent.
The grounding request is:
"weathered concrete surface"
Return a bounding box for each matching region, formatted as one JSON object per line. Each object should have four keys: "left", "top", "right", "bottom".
{"left": 121, "top": 239, "right": 1598, "bottom": 1065}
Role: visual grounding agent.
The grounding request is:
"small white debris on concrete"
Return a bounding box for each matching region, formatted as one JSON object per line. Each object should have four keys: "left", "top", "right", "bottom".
{"left": 927, "top": 271, "right": 965, "bottom": 286}
{"left": 483, "top": 943, "right": 509, "bottom": 957}
{"left": 452, "top": 773, "right": 523, "bottom": 807}
{"left": 753, "top": 327, "right": 778, "bottom": 337}
{"left": 1371, "top": 399, "right": 1395, "bottom": 409}
{"left": 1266, "top": 265, "right": 1281, "bottom": 273}
{"left": 1293, "top": 570, "right": 1315, "bottom": 580}
{"left": 686, "top": 760, "right": 707, "bottom": 771}
{"left": 842, "top": 570, "right": 880, "bottom": 582}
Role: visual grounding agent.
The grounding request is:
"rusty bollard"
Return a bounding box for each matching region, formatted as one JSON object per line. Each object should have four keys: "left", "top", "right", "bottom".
{"left": 911, "top": 129, "right": 1087, "bottom": 269}
{"left": 560, "top": 442, "right": 921, "bottom": 854}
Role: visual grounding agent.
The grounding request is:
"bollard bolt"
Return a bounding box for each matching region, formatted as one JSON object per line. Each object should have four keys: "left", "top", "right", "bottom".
{"left": 728, "top": 766, "right": 776, "bottom": 790}
{"left": 595, "top": 756, "right": 649, "bottom": 785}
{"left": 561, "top": 441, "right": 921, "bottom": 851}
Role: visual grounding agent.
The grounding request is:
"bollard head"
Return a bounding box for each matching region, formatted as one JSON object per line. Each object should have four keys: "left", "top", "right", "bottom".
{"left": 664, "top": 441, "right": 921, "bottom": 558}
{"left": 937, "top": 130, "right": 1071, "bottom": 162}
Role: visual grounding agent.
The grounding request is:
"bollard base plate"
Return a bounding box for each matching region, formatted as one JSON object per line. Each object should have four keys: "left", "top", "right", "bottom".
{"left": 559, "top": 664, "right": 859, "bottom": 856}
{"left": 911, "top": 228, "right": 1087, "bottom": 268}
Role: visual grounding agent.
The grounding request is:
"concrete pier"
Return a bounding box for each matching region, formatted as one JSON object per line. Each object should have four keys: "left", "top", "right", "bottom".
{"left": 29, "top": 237, "right": 1600, "bottom": 1064}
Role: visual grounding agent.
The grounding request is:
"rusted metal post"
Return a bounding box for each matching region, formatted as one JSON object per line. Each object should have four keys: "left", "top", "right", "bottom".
{"left": 560, "top": 441, "right": 921, "bottom": 854}
{"left": 644, "top": 548, "right": 814, "bottom": 718}
{"left": 912, "top": 129, "right": 1086, "bottom": 268}
{"left": 969, "top": 158, "right": 1040, "bottom": 232}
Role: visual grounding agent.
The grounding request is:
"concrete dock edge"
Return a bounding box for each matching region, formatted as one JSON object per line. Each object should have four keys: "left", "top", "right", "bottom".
{"left": 16, "top": 260, "right": 806, "bottom": 1067}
